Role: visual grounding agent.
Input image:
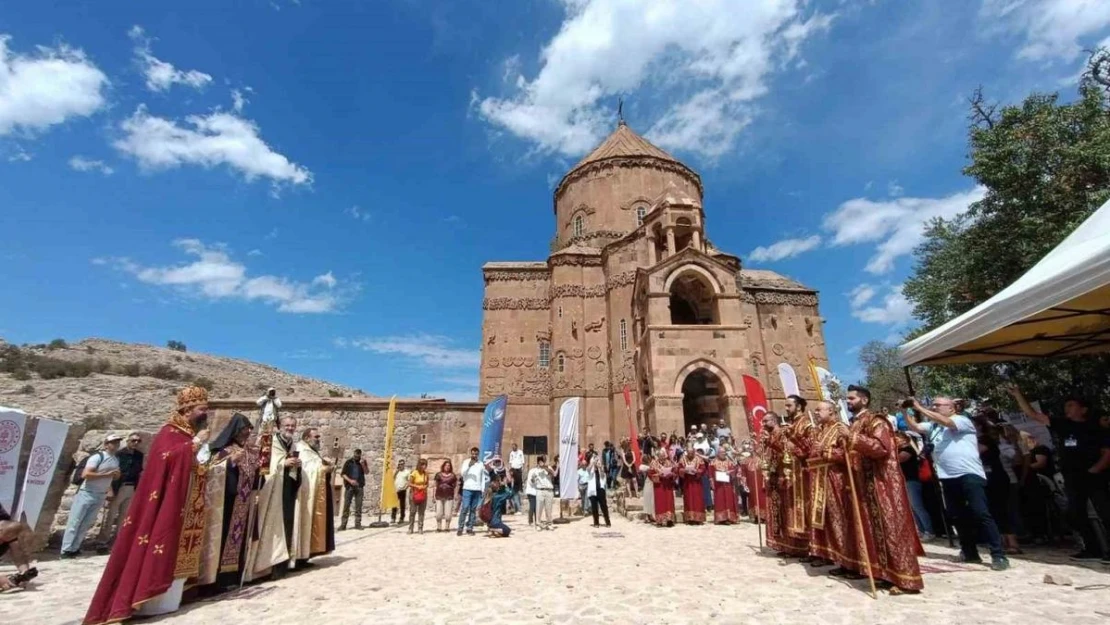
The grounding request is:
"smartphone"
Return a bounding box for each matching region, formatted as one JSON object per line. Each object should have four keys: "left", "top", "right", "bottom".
{"left": 290, "top": 451, "right": 300, "bottom": 458}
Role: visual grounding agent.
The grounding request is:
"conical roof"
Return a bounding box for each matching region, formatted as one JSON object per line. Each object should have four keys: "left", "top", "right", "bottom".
{"left": 569, "top": 121, "right": 681, "bottom": 170}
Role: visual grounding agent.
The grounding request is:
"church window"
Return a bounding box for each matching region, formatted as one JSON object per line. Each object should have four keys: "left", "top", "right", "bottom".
{"left": 619, "top": 319, "right": 628, "bottom": 351}
{"left": 557, "top": 353, "right": 565, "bottom": 373}
{"left": 636, "top": 205, "right": 647, "bottom": 226}
{"left": 573, "top": 215, "right": 584, "bottom": 237}
{"left": 539, "top": 341, "right": 550, "bottom": 368}
{"left": 420, "top": 434, "right": 428, "bottom": 445}
{"left": 558, "top": 306, "right": 563, "bottom": 318}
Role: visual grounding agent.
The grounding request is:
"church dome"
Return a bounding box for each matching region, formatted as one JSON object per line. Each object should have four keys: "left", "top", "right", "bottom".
{"left": 553, "top": 122, "right": 702, "bottom": 202}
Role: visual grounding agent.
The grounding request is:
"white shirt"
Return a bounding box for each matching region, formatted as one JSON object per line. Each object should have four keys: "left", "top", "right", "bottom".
{"left": 508, "top": 449, "right": 525, "bottom": 469}
{"left": 586, "top": 467, "right": 606, "bottom": 497}
{"left": 460, "top": 458, "right": 487, "bottom": 492}
{"left": 393, "top": 468, "right": 412, "bottom": 491}
{"left": 528, "top": 467, "right": 553, "bottom": 491}
{"left": 576, "top": 467, "right": 590, "bottom": 486}
{"left": 256, "top": 395, "right": 282, "bottom": 423}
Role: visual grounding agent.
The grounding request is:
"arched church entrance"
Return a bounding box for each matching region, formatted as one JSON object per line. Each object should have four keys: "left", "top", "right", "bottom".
{"left": 680, "top": 368, "right": 727, "bottom": 433}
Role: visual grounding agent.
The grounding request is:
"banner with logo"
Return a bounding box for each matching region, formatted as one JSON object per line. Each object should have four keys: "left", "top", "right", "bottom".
{"left": 741, "top": 374, "right": 769, "bottom": 436}
{"left": 379, "top": 396, "right": 399, "bottom": 511}
{"left": 557, "top": 397, "right": 580, "bottom": 500}
{"left": 0, "top": 407, "right": 28, "bottom": 512}
{"left": 478, "top": 395, "right": 509, "bottom": 463}
{"left": 16, "top": 417, "right": 69, "bottom": 527}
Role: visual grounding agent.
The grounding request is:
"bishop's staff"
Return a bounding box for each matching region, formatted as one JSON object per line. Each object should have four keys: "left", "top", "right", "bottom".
{"left": 845, "top": 450, "right": 877, "bottom": 600}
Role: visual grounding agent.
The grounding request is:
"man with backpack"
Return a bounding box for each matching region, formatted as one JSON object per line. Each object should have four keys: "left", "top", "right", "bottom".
{"left": 61, "top": 434, "right": 122, "bottom": 558}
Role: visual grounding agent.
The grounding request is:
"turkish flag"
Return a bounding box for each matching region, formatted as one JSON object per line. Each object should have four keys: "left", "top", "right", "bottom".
{"left": 742, "top": 374, "right": 769, "bottom": 436}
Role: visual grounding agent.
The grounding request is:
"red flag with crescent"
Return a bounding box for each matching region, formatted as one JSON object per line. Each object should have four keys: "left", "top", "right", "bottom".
{"left": 622, "top": 386, "right": 643, "bottom": 467}
{"left": 742, "top": 374, "right": 769, "bottom": 436}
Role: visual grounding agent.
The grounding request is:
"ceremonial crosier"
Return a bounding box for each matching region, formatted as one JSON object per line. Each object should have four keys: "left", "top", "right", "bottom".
{"left": 83, "top": 386, "right": 211, "bottom": 625}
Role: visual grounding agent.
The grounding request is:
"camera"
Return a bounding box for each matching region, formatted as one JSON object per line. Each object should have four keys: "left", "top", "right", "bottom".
{"left": 901, "top": 398, "right": 915, "bottom": 410}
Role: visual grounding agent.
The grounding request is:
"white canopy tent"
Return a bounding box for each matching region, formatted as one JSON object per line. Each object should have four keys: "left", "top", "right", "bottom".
{"left": 900, "top": 198, "right": 1110, "bottom": 366}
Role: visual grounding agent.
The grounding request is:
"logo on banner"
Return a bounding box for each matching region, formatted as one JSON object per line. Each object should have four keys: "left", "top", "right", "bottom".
{"left": 29, "top": 445, "right": 55, "bottom": 478}
{"left": 490, "top": 405, "right": 505, "bottom": 424}
{"left": 0, "top": 420, "right": 19, "bottom": 453}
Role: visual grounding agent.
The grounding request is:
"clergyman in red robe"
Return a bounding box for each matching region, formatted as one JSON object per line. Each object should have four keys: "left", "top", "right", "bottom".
{"left": 845, "top": 385, "right": 925, "bottom": 594}
{"left": 677, "top": 449, "right": 707, "bottom": 524}
{"left": 84, "top": 386, "right": 211, "bottom": 625}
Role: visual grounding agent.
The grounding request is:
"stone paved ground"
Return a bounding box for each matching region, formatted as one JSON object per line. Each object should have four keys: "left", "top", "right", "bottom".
{"left": 2, "top": 514, "right": 1109, "bottom": 625}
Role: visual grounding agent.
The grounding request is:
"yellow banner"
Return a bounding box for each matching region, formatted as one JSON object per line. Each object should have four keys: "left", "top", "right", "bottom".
{"left": 379, "top": 396, "right": 399, "bottom": 510}
{"left": 807, "top": 357, "right": 825, "bottom": 401}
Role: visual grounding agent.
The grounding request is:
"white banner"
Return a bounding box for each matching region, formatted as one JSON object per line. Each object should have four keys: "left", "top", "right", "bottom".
{"left": 557, "top": 398, "right": 580, "bottom": 500}
{"left": 15, "top": 417, "right": 69, "bottom": 527}
{"left": 777, "top": 363, "right": 800, "bottom": 398}
{"left": 0, "top": 407, "right": 28, "bottom": 512}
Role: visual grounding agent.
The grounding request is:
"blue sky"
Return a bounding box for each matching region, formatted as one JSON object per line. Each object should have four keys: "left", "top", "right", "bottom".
{"left": 2, "top": 1, "right": 1108, "bottom": 398}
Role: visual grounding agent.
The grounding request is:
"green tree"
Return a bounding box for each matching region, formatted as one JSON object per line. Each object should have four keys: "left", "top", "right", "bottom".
{"left": 902, "top": 50, "right": 1110, "bottom": 408}
{"left": 857, "top": 341, "right": 922, "bottom": 410}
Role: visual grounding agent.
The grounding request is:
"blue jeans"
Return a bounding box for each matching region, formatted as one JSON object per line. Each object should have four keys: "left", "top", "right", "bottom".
{"left": 510, "top": 490, "right": 522, "bottom": 512}
{"left": 488, "top": 518, "right": 511, "bottom": 536}
{"left": 62, "top": 488, "right": 107, "bottom": 553}
{"left": 905, "top": 480, "right": 934, "bottom": 535}
{"left": 457, "top": 490, "right": 482, "bottom": 531}
{"left": 941, "top": 474, "right": 1004, "bottom": 561}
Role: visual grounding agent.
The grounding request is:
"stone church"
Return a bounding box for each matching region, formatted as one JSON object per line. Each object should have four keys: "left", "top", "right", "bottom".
{"left": 479, "top": 121, "right": 829, "bottom": 454}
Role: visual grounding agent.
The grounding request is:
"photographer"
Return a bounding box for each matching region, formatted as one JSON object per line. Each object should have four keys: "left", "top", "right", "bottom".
{"left": 904, "top": 397, "right": 1009, "bottom": 571}
{"left": 256, "top": 387, "right": 282, "bottom": 424}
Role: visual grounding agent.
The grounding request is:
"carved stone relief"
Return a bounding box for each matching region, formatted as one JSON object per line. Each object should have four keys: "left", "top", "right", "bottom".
{"left": 772, "top": 343, "right": 785, "bottom": 356}
{"left": 488, "top": 358, "right": 500, "bottom": 367}
{"left": 483, "top": 297, "right": 549, "bottom": 311}
{"left": 484, "top": 271, "right": 549, "bottom": 282}
{"left": 587, "top": 346, "right": 602, "bottom": 360}
{"left": 584, "top": 317, "right": 605, "bottom": 332}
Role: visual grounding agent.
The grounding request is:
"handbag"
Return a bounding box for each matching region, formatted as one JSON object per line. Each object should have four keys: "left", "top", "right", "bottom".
{"left": 413, "top": 488, "right": 427, "bottom": 504}
{"left": 478, "top": 500, "right": 493, "bottom": 523}
{"left": 918, "top": 456, "right": 934, "bottom": 482}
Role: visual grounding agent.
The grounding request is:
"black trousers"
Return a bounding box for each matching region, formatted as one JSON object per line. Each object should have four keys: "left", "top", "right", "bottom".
{"left": 590, "top": 492, "right": 610, "bottom": 526}
{"left": 1064, "top": 473, "right": 1110, "bottom": 555}
{"left": 391, "top": 490, "right": 407, "bottom": 522}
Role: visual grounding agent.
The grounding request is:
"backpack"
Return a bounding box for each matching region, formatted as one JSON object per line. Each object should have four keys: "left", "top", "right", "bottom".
{"left": 71, "top": 452, "right": 102, "bottom": 487}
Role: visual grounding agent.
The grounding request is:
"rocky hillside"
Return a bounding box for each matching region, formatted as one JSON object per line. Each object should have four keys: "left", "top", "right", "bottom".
{"left": 0, "top": 337, "right": 369, "bottom": 430}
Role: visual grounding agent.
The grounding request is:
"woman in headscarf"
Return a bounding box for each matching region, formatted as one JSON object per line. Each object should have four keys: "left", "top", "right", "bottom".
{"left": 711, "top": 447, "right": 740, "bottom": 524}
{"left": 196, "top": 413, "right": 258, "bottom": 593}
{"left": 647, "top": 448, "right": 678, "bottom": 527}
{"left": 677, "top": 446, "right": 707, "bottom": 524}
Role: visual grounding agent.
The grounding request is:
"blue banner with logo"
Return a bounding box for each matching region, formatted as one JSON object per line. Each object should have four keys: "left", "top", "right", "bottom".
{"left": 478, "top": 395, "right": 508, "bottom": 462}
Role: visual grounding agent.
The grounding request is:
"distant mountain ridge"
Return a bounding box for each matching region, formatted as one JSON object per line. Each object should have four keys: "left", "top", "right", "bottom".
{"left": 0, "top": 337, "right": 369, "bottom": 430}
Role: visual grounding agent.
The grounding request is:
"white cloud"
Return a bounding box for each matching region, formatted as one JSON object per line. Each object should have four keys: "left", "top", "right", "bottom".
{"left": 0, "top": 35, "right": 108, "bottom": 136}
{"left": 113, "top": 106, "right": 312, "bottom": 188}
{"left": 312, "top": 271, "right": 337, "bottom": 288}
{"left": 824, "top": 186, "right": 986, "bottom": 274}
{"left": 129, "top": 26, "right": 212, "bottom": 92}
{"left": 7, "top": 146, "right": 31, "bottom": 162}
{"left": 475, "top": 0, "right": 832, "bottom": 159}
{"left": 231, "top": 88, "right": 251, "bottom": 113}
{"left": 848, "top": 284, "right": 876, "bottom": 308}
{"left": 421, "top": 389, "right": 479, "bottom": 402}
{"left": 346, "top": 205, "right": 371, "bottom": 222}
{"left": 341, "top": 334, "right": 480, "bottom": 369}
{"left": 887, "top": 180, "right": 904, "bottom": 197}
{"left": 69, "top": 155, "right": 114, "bottom": 175}
{"left": 100, "top": 238, "right": 345, "bottom": 313}
{"left": 982, "top": 0, "right": 1110, "bottom": 62}
{"left": 247, "top": 249, "right": 262, "bottom": 257}
{"left": 849, "top": 284, "right": 913, "bottom": 325}
{"left": 748, "top": 235, "right": 822, "bottom": 262}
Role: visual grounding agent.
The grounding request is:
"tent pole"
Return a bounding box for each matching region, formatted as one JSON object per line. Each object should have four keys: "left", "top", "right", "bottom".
{"left": 903, "top": 366, "right": 916, "bottom": 397}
